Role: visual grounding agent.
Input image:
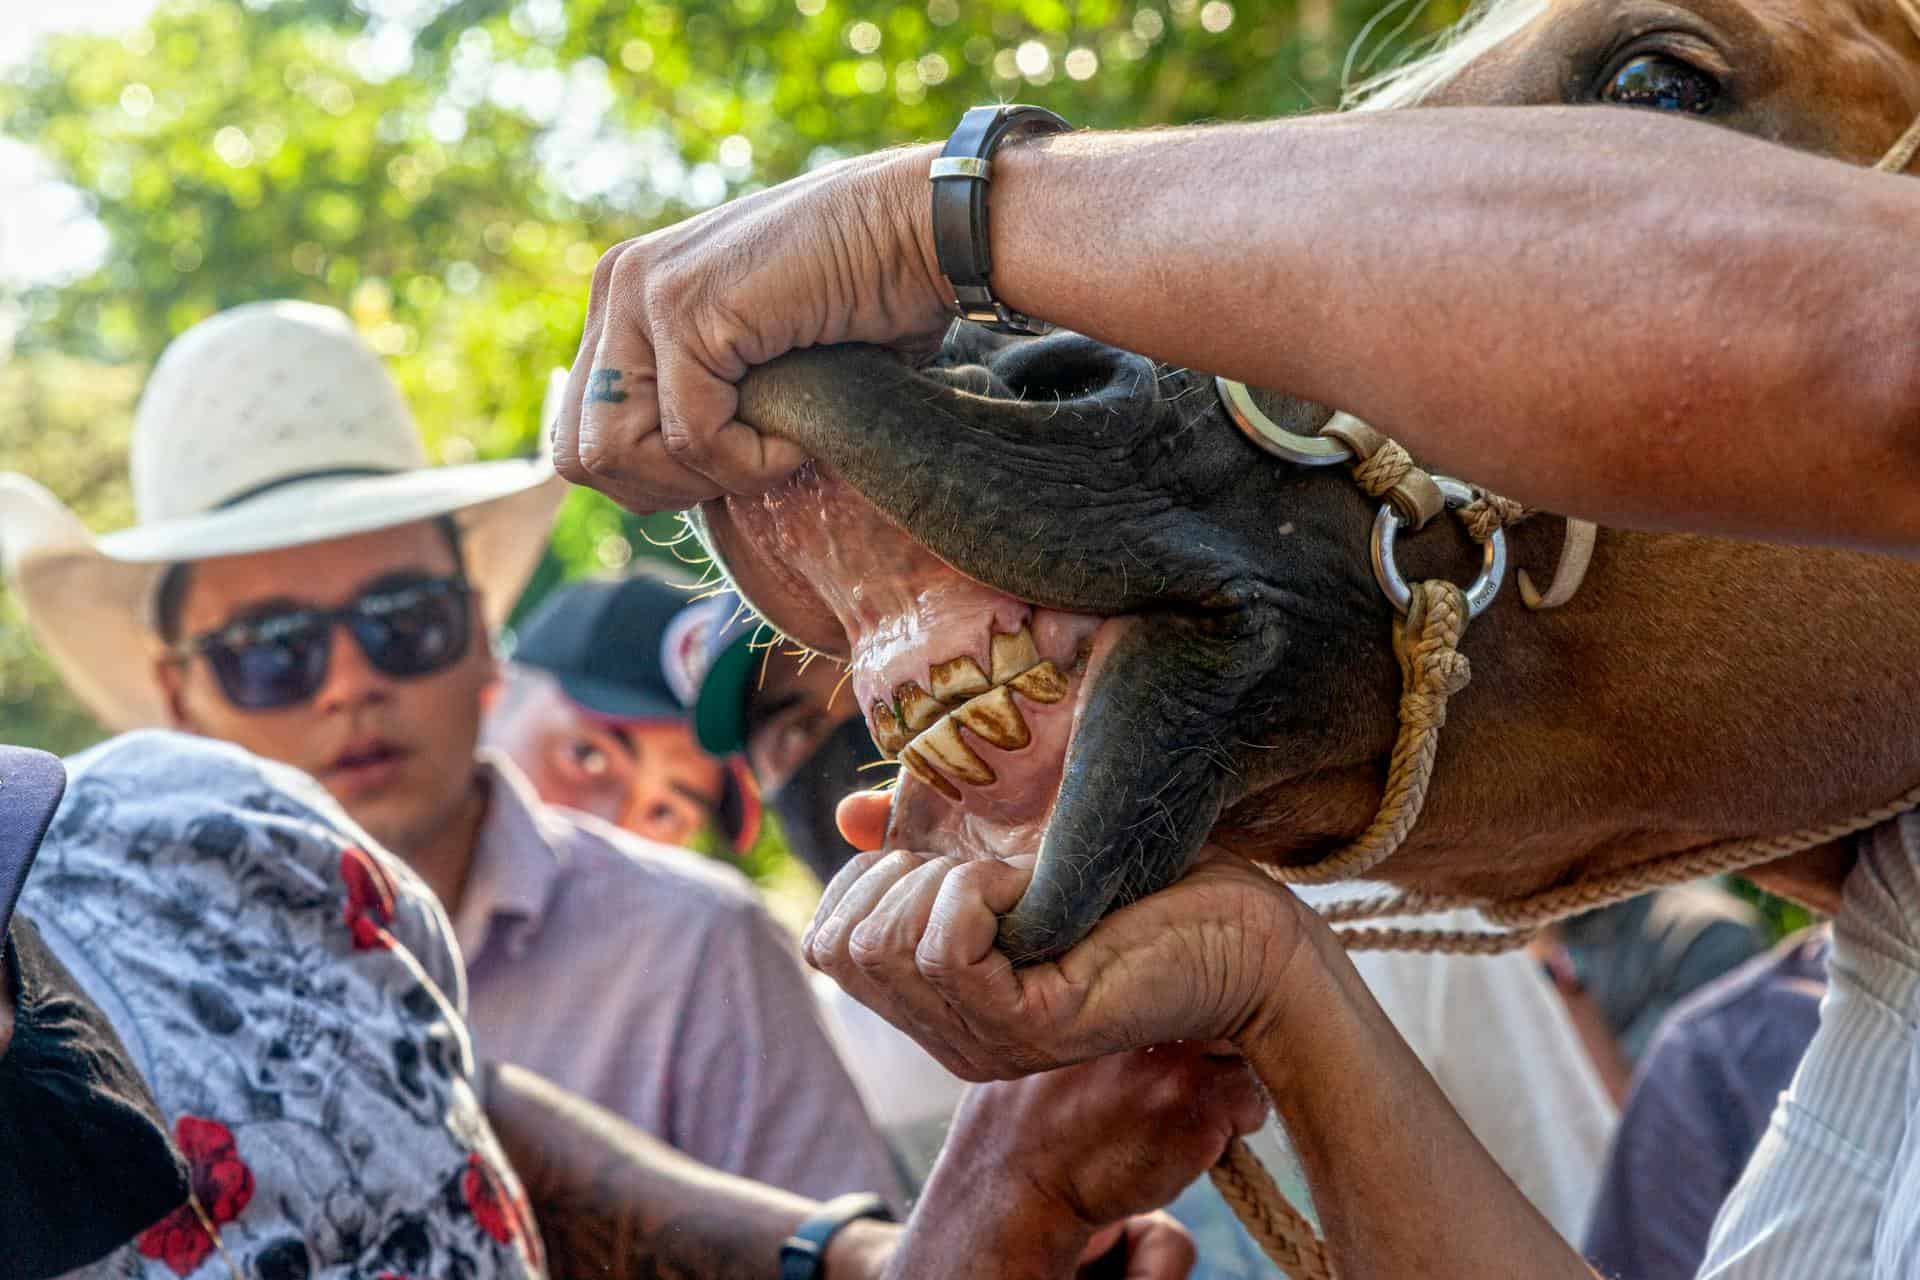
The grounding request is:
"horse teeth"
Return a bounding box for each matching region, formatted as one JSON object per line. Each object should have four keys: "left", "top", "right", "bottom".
{"left": 952, "top": 685, "right": 1031, "bottom": 751}
{"left": 895, "top": 681, "right": 944, "bottom": 732}
{"left": 910, "top": 717, "right": 997, "bottom": 787}
{"left": 870, "top": 701, "right": 907, "bottom": 756}
{"left": 1009, "top": 660, "right": 1070, "bottom": 704}
{"left": 899, "top": 746, "right": 961, "bottom": 800}
{"left": 990, "top": 627, "right": 1041, "bottom": 684}
{"left": 929, "top": 655, "right": 991, "bottom": 705}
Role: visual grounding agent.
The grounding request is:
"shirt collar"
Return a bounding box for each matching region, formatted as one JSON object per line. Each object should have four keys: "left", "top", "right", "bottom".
{"left": 453, "top": 752, "right": 568, "bottom": 961}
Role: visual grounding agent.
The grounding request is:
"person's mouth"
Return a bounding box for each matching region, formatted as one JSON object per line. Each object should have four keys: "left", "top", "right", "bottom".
{"left": 323, "top": 738, "right": 411, "bottom": 798}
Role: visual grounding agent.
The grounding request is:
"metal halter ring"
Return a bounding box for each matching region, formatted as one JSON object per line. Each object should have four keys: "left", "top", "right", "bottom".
{"left": 1215, "top": 377, "right": 1352, "bottom": 467}
{"left": 1371, "top": 476, "right": 1508, "bottom": 619}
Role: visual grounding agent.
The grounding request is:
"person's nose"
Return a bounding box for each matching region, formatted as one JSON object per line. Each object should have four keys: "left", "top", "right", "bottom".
{"left": 312, "top": 623, "right": 391, "bottom": 713}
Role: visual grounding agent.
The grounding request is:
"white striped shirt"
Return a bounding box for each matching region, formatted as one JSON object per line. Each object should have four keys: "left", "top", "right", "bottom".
{"left": 1699, "top": 812, "right": 1920, "bottom": 1278}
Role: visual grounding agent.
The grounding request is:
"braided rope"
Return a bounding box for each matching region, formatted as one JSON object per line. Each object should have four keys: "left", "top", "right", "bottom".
{"left": 1210, "top": 1137, "right": 1338, "bottom": 1279}
{"left": 1876, "top": 113, "right": 1920, "bottom": 173}
{"left": 1483, "top": 780, "right": 1920, "bottom": 927}
{"left": 1273, "top": 581, "right": 1472, "bottom": 885}
{"left": 1457, "top": 491, "right": 1528, "bottom": 542}
{"left": 1332, "top": 922, "right": 1537, "bottom": 954}
{"left": 1890, "top": 0, "right": 1920, "bottom": 175}
{"left": 1349, "top": 439, "right": 1416, "bottom": 494}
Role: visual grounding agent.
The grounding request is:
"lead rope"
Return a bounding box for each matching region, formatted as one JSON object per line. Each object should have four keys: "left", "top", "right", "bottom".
{"left": 1273, "top": 580, "right": 1472, "bottom": 886}
{"left": 1212, "top": 91, "right": 1920, "bottom": 1276}
{"left": 1209, "top": 1138, "right": 1338, "bottom": 1280}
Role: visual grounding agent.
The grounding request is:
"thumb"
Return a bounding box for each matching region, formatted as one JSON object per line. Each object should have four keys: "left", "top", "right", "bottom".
{"left": 1121, "top": 1214, "right": 1196, "bottom": 1280}
{"left": 836, "top": 790, "right": 892, "bottom": 852}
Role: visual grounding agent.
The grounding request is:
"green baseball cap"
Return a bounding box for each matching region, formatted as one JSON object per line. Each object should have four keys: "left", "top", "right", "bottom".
{"left": 661, "top": 591, "right": 765, "bottom": 756}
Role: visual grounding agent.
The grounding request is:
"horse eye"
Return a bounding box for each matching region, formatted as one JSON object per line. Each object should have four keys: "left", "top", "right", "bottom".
{"left": 1602, "top": 54, "right": 1718, "bottom": 114}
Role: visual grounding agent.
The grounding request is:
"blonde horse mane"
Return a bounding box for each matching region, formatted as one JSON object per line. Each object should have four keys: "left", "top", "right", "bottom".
{"left": 1344, "top": 0, "right": 1547, "bottom": 111}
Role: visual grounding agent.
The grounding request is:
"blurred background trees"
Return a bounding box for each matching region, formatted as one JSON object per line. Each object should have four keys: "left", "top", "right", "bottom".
{"left": 0, "top": 0, "right": 1466, "bottom": 752}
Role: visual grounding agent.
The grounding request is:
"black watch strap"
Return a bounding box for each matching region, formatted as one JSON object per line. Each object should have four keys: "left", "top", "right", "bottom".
{"left": 778, "top": 1192, "right": 895, "bottom": 1280}
{"left": 930, "top": 103, "right": 1071, "bottom": 334}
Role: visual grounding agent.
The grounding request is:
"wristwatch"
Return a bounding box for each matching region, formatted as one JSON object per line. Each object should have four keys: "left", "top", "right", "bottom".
{"left": 778, "top": 1192, "right": 895, "bottom": 1280}
{"left": 929, "top": 103, "right": 1072, "bottom": 334}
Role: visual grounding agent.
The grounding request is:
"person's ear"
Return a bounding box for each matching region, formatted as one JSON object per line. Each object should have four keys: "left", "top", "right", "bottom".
{"left": 151, "top": 656, "right": 195, "bottom": 730}
{"left": 470, "top": 611, "right": 503, "bottom": 699}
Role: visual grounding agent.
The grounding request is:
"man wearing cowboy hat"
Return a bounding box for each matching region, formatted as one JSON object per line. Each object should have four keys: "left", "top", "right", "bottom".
{"left": 0, "top": 299, "right": 901, "bottom": 1205}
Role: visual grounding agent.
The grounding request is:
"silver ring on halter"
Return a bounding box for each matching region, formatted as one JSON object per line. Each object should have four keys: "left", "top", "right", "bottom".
{"left": 1371, "top": 476, "right": 1508, "bottom": 619}
{"left": 1215, "top": 377, "right": 1352, "bottom": 466}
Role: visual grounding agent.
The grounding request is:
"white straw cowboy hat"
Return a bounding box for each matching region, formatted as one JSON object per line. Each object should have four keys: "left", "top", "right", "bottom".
{"left": 0, "top": 300, "right": 568, "bottom": 732}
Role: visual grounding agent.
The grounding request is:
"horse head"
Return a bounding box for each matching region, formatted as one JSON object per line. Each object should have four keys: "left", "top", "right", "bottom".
{"left": 698, "top": 0, "right": 1920, "bottom": 958}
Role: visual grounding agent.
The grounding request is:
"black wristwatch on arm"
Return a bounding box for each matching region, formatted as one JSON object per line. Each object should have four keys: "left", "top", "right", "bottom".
{"left": 778, "top": 1191, "right": 895, "bottom": 1280}
{"left": 929, "top": 103, "right": 1073, "bottom": 334}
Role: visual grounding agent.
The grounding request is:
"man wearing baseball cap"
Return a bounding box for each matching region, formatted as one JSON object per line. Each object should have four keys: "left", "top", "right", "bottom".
{"left": 676, "top": 592, "right": 883, "bottom": 887}
{"left": 486, "top": 571, "right": 759, "bottom": 853}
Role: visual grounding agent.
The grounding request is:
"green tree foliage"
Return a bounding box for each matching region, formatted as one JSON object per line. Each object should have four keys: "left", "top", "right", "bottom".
{"left": 0, "top": 0, "right": 1463, "bottom": 756}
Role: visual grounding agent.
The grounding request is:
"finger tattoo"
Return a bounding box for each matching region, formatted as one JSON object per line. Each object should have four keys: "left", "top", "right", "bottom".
{"left": 588, "top": 369, "right": 630, "bottom": 404}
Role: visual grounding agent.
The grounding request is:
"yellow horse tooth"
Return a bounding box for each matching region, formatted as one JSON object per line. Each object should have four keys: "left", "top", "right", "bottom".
{"left": 895, "top": 681, "right": 944, "bottom": 732}
{"left": 910, "top": 717, "right": 997, "bottom": 787}
{"left": 929, "top": 654, "right": 992, "bottom": 705}
{"left": 1008, "top": 660, "right": 1070, "bottom": 704}
{"left": 952, "top": 685, "right": 1032, "bottom": 751}
{"left": 899, "top": 746, "right": 961, "bottom": 801}
{"left": 989, "top": 627, "right": 1041, "bottom": 684}
{"left": 870, "top": 701, "right": 907, "bottom": 756}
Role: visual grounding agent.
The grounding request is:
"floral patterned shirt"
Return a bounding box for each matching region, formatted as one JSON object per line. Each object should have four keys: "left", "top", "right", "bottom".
{"left": 21, "top": 731, "right": 545, "bottom": 1280}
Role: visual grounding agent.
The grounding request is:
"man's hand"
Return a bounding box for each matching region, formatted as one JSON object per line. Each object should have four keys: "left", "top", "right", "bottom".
{"left": 803, "top": 821, "right": 1313, "bottom": 1080}
{"left": 887, "top": 1045, "right": 1267, "bottom": 1280}
{"left": 971, "top": 1044, "right": 1266, "bottom": 1231}
{"left": 552, "top": 146, "right": 951, "bottom": 514}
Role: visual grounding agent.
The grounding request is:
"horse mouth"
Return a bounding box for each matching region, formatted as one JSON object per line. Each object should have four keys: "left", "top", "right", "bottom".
{"left": 697, "top": 460, "right": 1230, "bottom": 960}
{"left": 699, "top": 464, "right": 1131, "bottom": 861}
{"left": 692, "top": 337, "right": 1295, "bottom": 959}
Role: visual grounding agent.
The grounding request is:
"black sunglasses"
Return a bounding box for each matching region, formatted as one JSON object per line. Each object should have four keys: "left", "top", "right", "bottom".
{"left": 173, "top": 574, "right": 475, "bottom": 710}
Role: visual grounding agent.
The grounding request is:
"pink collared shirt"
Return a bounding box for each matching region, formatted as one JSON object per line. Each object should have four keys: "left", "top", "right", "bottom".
{"left": 453, "top": 755, "right": 903, "bottom": 1207}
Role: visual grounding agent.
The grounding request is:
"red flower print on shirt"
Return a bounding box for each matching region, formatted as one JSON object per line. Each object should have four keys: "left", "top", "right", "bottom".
{"left": 461, "top": 1153, "right": 526, "bottom": 1246}
{"left": 340, "top": 845, "right": 397, "bottom": 951}
{"left": 136, "top": 1116, "right": 256, "bottom": 1276}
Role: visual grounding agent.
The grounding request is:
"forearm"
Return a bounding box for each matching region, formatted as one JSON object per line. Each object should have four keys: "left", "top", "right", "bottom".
{"left": 482, "top": 1062, "right": 895, "bottom": 1280}
{"left": 1242, "top": 926, "right": 1597, "bottom": 1279}
{"left": 896, "top": 108, "right": 1920, "bottom": 549}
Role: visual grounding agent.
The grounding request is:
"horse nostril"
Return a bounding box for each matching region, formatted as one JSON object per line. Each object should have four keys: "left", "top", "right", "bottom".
{"left": 989, "top": 334, "right": 1143, "bottom": 404}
